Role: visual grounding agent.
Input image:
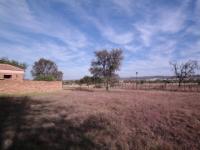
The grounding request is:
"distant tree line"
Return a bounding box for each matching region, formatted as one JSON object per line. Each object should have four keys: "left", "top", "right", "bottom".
{"left": 75, "top": 76, "right": 103, "bottom": 87}
{"left": 1, "top": 52, "right": 199, "bottom": 87}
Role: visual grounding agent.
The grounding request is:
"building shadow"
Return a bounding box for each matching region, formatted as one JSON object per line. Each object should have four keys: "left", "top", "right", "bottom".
{"left": 0, "top": 96, "right": 30, "bottom": 150}
{"left": 0, "top": 96, "right": 121, "bottom": 150}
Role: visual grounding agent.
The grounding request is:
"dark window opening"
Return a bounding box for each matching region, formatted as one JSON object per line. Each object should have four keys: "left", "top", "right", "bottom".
{"left": 4, "top": 75, "right": 12, "bottom": 79}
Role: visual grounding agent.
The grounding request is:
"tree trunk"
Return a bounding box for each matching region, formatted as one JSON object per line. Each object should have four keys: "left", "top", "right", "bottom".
{"left": 178, "top": 80, "right": 181, "bottom": 87}
{"left": 106, "top": 78, "right": 109, "bottom": 91}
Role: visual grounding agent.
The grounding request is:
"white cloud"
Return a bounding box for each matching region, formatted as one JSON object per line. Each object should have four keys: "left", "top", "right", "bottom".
{"left": 134, "top": 0, "right": 188, "bottom": 46}
{"left": 124, "top": 44, "right": 142, "bottom": 52}
{"left": 87, "top": 16, "right": 134, "bottom": 45}
{"left": 196, "top": 0, "right": 200, "bottom": 20}
{"left": 120, "top": 52, "right": 172, "bottom": 77}
{"left": 57, "top": 0, "right": 135, "bottom": 45}
{"left": 185, "top": 0, "right": 200, "bottom": 36}
{"left": 152, "top": 40, "right": 177, "bottom": 55}
{"left": 180, "top": 40, "right": 200, "bottom": 60}
{"left": 112, "top": 0, "right": 134, "bottom": 14}
{"left": 0, "top": 0, "right": 89, "bottom": 50}
{"left": 0, "top": 0, "right": 37, "bottom": 29}
{"left": 100, "top": 26, "right": 134, "bottom": 45}
{"left": 156, "top": 8, "right": 187, "bottom": 33}
{"left": 134, "top": 24, "right": 154, "bottom": 46}
{"left": 0, "top": 0, "right": 93, "bottom": 80}
{"left": 0, "top": 41, "right": 91, "bottom": 79}
{"left": 0, "top": 0, "right": 199, "bottom": 79}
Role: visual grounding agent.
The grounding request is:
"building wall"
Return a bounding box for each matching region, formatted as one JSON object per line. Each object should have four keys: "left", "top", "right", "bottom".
{"left": 0, "top": 72, "right": 24, "bottom": 81}
{"left": 0, "top": 80, "right": 62, "bottom": 94}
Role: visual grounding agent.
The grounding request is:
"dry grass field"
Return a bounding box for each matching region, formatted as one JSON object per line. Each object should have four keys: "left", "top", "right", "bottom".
{"left": 0, "top": 89, "right": 200, "bottom": 150}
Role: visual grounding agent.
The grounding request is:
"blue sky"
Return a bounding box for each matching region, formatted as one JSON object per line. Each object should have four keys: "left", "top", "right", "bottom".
{"left": 0, "top": 0, "right": 200, "bottom": 79}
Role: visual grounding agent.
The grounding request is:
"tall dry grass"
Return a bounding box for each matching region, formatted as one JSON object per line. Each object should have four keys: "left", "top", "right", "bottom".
{"left": 0, "top": 90, "right": 200, "bottom": 150}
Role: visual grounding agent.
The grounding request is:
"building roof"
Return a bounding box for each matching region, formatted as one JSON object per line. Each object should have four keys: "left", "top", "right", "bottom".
{"left": 0, "top": 64, "right": 24, "bottom": 71}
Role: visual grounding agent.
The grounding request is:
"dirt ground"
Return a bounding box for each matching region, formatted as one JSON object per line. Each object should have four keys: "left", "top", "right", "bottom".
{"left": 0, "top": 89, "right": 200, "bottom": 150}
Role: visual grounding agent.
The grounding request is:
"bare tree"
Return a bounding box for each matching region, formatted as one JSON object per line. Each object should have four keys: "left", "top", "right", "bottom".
{"left": 31, "top": 58, "right": 63, "bottom": 81}
{"left": 170, "top": 60, "right": 199, "bottom": 87}
{"left": 90, "top": 49, "right": 123, "bottom": 91}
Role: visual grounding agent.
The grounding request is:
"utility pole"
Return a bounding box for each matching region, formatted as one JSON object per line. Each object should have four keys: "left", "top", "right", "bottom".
{"left": 136, "top": 72, "right": 138, "bottom": 90}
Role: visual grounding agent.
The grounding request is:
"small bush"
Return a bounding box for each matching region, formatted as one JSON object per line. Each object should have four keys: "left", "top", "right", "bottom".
{"left": 94, "top": 84, "right": 103, "bottom": 88}
{"left": 34, "top": 75, "right": 55, "bottom": 81}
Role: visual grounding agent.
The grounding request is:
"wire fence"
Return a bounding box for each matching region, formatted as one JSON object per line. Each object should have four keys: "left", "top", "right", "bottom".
{"left": 113, "top": 82, "right": 200, "bottom": 92}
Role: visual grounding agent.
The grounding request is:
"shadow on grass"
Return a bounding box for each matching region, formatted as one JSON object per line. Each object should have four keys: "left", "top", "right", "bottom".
{"left": 0, "top": 96, "right": 30, "bottom": 150}
{"left": 0, "top": 96, "right": 53, "bottom": 150}
{"left": 1, "top": 94, "right": 199, "bottom": 150}
{"left": 0, "top": 96, "right": 126, "bottom": 150}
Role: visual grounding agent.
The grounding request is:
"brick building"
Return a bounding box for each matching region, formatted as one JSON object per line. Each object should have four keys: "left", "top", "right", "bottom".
{"left": 0, "top": 64, "right": 25, "bottom": 81}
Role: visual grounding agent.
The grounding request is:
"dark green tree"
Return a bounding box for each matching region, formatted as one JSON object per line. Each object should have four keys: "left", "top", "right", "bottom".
{"left": 31, "top": 58, "right": 63, "bottom": 81}
{"left": 92, "top": 76, "right": 103, "bottom": 85}
{"left": 80, "top": 76, "right": 92, "bottom": 87}
{"left": 90, "top": 49, "right": 123, "bottom": 91}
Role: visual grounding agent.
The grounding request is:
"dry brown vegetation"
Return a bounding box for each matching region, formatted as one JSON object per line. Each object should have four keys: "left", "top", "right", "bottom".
{"left": 115, "top": 82, "right": 200, "bottom": 92}
{"left": 0, "top": 90, "right": 200, "bottom": 150}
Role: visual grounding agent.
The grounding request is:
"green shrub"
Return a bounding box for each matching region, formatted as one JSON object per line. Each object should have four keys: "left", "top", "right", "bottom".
{"left": 94, "top": 84, "right": 103, "bottom": 88}
{"left": 34, "top": 75, "right": 55, "bottom": 81}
